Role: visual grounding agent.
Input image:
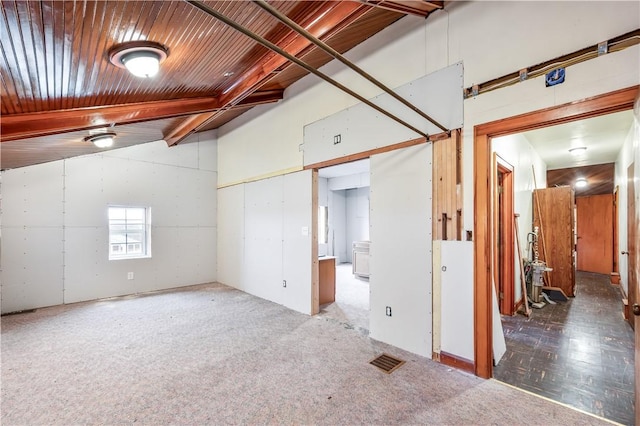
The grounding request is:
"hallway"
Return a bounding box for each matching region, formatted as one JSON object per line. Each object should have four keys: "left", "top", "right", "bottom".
{"left": 494, "top": 271, "right": 634, "bottom": 425}
{"left": 317, "top": 263, "right": 370, "bottom": 334}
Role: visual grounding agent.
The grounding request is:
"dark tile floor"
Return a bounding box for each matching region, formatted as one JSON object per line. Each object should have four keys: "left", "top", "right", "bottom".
{"left": 494, "top": 271, "right": 634, "bottom": 425}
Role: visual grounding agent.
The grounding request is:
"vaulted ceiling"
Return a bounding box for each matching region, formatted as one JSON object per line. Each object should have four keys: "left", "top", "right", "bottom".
{"left": 0, "top": 0, "right": 444, "bottom": 170}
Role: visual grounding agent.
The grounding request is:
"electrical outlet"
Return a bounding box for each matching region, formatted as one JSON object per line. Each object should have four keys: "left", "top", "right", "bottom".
{"left": 333, "top": 134, "right": 341, "bottom": 145}
{"left": 282, "top": 280, "right": 287, "bottom": 288}
{"left": 385, "top": 306, "right": 392, "bottom": 317}
{"left": 127, "top": 272, "right": 134, "bottom": 280}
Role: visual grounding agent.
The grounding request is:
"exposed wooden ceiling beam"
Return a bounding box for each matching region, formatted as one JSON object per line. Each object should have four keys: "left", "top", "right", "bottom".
{"left": 168, "top": 1, "right": 371, "bottom": 146}
{"left": 0, "top": 90, "right": 283, "bottom": 142}
{"left": 358, "top": 0, "right": 443, "bottom": 18}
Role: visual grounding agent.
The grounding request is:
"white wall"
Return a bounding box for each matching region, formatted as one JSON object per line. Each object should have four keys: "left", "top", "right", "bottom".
{"left": 345, "top": 187, "right": 370, "bottom": 263}
{"left": 1, "top": 133, "right": 218, "bottom": 314}
{"left": 370, "top": 143, "right": 432, "bottom": 357}
{"left": 318, "top": 177, "right": 329, "bottom": 256}
{"left": 328, "top": 189, "right": 347, "bottom": 261}
{"left": 492, "top": 134, "right": 548, "bottom": 303}
{"left": 216, "top": 170, "right": 313, "bottom": 315}
{"left": 616, "top": 104, "right": 640, "bottom": 297}
{"left": 216, "top": 2, "right": 639, "bottom": 358}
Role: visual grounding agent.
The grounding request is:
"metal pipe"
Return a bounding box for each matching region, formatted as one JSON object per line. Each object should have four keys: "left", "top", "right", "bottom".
{"left": 186, "top": 0, "right": 428, "bottom": 138}
{"left": 253, "top": 0, "right": 448, "bottom": 133}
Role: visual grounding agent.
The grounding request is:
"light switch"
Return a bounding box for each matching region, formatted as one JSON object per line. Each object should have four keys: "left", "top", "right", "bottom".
{"left": 301, "top": 226, "right": 309, "bottom": 236}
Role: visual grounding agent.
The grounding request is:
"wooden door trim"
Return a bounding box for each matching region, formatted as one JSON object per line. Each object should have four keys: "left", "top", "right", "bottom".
{"left": 493, "top": 154, "right": 515, "bottom": 315}
{"left": 473, "top": 84, "right": 639, "bottom": 379}
{"left": 613, "top": 186, "right": 619, "bottom": 276}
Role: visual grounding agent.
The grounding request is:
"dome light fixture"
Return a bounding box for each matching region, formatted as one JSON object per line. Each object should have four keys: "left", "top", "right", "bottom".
{"left": 569, "top": 146, "right": 587, "bottom": 156}
{"left": 85, "top": 132, "right": 116, "bottom": 148}
{"left": 108, "top": 41, "right": 169, "bottom": 78}
{"left": 575, "top": 177, "right": 588, "bottom": 188}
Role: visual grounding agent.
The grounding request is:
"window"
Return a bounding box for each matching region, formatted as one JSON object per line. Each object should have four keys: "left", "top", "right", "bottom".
{"left": 108, "top": 206, "right": 151, "bottom": 260}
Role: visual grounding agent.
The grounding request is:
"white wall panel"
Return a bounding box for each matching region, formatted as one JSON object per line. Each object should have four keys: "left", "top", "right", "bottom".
{"left": 1, "top": 161, "right": 64, "bottom": 227}
{"left": 63, "top": 156, "right": 107, "bottom": 227}
{"left": 329, "top": 189, "right": 347, "bottom": 261}
{"left": 195, "top": 132, "right": 219, "bottom": 172}
{"left": 244, "top": 176, "right": 284, "bottom": 302}
{"left": 104, "top": 140, "right": 198, "bottom": 169}
{"left": 369, "top": 143, "right": 433, "bottom": 357}
{"left": 217, "top": 185, "right": 245, "bottom": 289}
{"left": 282, "top": 171, "right": 313, "bottom": 314}
{"left": 171, "top": 226, "right": 216, "bottom": 288}
{"left": 1, "top": 227, "right": 64, "bottom": 312}
{"left": 2, "top": 140, "right": 217, "bottom": 313}
{"left": 345, "top": 187, "right": 370, "bottom": 263}
{"left": 439, "top": 240, "right": 474, "bottom": 362}
{"left": 303, "top": 63, "right": 463, "bottom": 167}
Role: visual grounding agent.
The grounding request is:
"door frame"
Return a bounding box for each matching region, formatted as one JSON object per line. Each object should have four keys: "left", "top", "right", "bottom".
{"left": 493, "top": 153, "right": 515, "bottom": 315}
{"left": 473, "top": 85, "right": 639, "bottom": 379}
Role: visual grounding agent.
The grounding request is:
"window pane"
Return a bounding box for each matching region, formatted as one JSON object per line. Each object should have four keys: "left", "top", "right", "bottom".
{"left": 108, "top": 206, "right": 150, "bottom": 260}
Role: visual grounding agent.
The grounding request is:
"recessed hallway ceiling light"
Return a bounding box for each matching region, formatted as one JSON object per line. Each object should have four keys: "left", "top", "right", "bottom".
{"left": 569, "top": 146, "right": 587, "bottom": 156}
{"left": 108, "top": 41, "right": 169, "bottom": 78}
{"left": 575, "top": 177, "right": 588, "bottom": 188}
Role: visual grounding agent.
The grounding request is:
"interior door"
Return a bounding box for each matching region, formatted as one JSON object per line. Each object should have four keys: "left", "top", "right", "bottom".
{"left": 629, "top": 164, "right": 637, "bottom": 331}
{"left": 629, "top": 162, "right": 639, "bottom": 425}
{"left": 576, "top": 194, "right": 613, "bottom": 274}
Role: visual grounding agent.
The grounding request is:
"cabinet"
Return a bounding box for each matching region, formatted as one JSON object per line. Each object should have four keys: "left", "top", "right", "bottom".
{"left": 319, "top": 257, "right": 336, "bottom": 305}
{"left": 533, "top": 186, "right": 576, "bottom": 297}
{"left": 352, "top": 241, "right": 370, "bottom": 278}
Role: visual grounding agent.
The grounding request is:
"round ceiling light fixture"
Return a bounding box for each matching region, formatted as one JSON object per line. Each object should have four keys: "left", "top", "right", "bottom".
{"left": 109, "top": 41, "right": 169, "bottom": 78}
{"left": 569, "top": 146, "right": 587, "bottom": 156}
{"left": 574, "top": 177, "right": 588, "bottom": 188}
{"left": 85, "top": 132, "right": 116, "bottom": 148}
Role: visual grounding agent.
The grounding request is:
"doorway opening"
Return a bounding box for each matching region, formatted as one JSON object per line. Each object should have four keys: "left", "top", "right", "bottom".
{"left": 316, "top": 158, "right": 371, "bottom": 334}
{"left": 474, "top": 86, "right": 638, "bottom": 425}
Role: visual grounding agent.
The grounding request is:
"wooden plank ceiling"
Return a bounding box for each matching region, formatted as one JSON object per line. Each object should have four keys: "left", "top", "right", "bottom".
{"left": 0, "top": 0, "right": 444, "bottom": 170}
{"left": 547, "top": 163, "right": 615, "bottom": 197}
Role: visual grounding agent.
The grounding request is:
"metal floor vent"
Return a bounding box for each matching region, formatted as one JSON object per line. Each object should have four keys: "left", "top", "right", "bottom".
{"left": 369, "top": 353, "right": 405, "bottom": 374}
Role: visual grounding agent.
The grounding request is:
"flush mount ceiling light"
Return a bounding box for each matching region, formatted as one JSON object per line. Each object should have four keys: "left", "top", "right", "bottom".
{"left": 575, "top": 177, "right": 588, "bottom": 188}
{"left": 569, "top": 146, "right": 587, "bottom": 156}
{"left": 85, "top": 132, "right": 116, "bottom": 148}
{"left": 108, "top": 41, "right": 169, "bottom": 78}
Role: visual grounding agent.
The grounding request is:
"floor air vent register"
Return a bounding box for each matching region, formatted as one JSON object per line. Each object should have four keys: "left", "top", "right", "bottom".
{"left": 369, "top": 353, "right": 405, "bottom": 374}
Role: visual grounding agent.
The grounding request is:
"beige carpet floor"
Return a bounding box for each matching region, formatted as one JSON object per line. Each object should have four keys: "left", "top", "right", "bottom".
{"left": 1, "top": 282, "right": 615, "bottom": 425}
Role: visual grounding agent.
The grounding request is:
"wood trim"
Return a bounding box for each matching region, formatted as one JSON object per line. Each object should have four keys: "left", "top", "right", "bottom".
{"left": 303, "top": 133, "right": 449, "bottom": 170}
{"left": 440, "top": 351, "right": 475, "bottom": 374}
{"left": 613, "top": 186, "right": 619, "bottom": 274}
{"left": 473, "top": 86, "right": 638, "bottom": 380}
{"left": 476, "top": 86, "right": 639, "bottom": 138}
{"left": 311, "top": 169, "right": 320, "bottom": 315}
{"left": 494, "top": 154, "right": 515, "bottom": 316}
{"left": 474, "top": 132, "right": 493, "bottom": 379}
{"left": 0, "top": 90, "right": 284, "bottom": 143}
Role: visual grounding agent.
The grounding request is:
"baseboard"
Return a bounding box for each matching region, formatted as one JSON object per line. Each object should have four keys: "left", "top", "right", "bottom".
{"left": 439, "top": 351, "right": 474, "bottom": 374}
{"left": 610, "top": 272, "right": 620, "bottom": 285}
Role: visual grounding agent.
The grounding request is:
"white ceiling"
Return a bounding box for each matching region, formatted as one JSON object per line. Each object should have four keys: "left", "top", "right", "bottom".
{"left": 521, "top": 109, "right": 634, "bottom": 170}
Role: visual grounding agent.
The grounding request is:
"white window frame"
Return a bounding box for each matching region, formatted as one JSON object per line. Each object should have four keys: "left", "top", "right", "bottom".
{"left": 108, "top": 206, "right": 152, "bottom": 260}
